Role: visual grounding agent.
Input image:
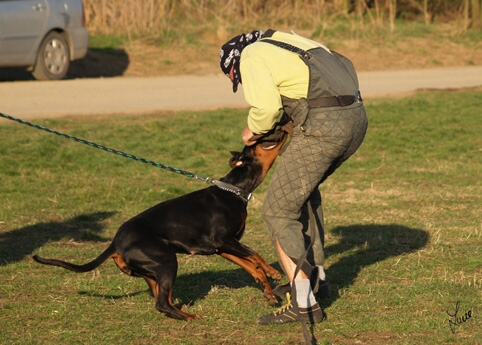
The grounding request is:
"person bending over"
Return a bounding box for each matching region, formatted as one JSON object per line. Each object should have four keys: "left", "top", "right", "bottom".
{"left": 220, "top": 29, "right": 368, "bottom": 324}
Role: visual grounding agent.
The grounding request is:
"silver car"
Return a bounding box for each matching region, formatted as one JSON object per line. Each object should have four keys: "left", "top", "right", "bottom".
{"left": 0, "top": 0, "right": 89, "bottom": 80}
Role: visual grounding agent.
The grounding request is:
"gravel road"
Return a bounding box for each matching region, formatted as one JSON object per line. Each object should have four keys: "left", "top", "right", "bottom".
{"left": 1, "top": 65, "right": 481, "bottom": 120}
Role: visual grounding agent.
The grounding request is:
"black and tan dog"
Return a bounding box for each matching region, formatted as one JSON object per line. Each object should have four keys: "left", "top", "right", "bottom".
{"left": 33, "top": 129, "right": 288, "bottom": 321}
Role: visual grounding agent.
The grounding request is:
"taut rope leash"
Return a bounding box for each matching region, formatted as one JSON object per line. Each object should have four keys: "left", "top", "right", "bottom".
{"left": 0, "top": 113, "right": 208, "bottom": 181}
{"left": 0, "top": 113, "right": 251, "bottom": 202}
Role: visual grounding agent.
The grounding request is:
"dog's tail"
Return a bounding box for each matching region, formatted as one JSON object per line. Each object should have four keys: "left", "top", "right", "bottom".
{"left": 32, "top": 242, "right": 116, "bottom": 273}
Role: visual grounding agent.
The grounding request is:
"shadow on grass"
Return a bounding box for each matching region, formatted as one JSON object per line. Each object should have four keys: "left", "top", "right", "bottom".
{"left": 29, "top": 222, "right": 428, "bottom": 322}
{"left": 321, "top": 223, "right": 429, "bottom": 309}
{"left": 78, "top": 264, "right": 282, "bottom": 305}
{"left": 0, "top": 212, "right": 114, "bottom": 265}
{"left": 171, "top": 223, "right": 429, "bottom": 310}
{"left": 75, "top": 224, "right": 428, "bottom": 317}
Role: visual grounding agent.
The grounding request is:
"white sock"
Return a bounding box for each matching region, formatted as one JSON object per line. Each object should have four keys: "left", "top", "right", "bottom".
{"left": 291, "top": 279, "right": 317, "bottom": 308}
{"left": 317, "top": 265, "right": 326, "bottom": 281}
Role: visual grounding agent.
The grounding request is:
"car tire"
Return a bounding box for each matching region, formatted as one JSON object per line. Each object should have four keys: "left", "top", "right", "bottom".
{"left": 32, "top": 31, "right": 70, "bottom": 80}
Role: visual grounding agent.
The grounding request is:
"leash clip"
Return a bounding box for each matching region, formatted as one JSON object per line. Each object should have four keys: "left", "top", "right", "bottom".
{"left": 196, "top": 175, "right": 213, "bottom": 184}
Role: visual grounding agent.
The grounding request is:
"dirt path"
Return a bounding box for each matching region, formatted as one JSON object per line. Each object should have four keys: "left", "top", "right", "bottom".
{"left": 1, "top": 66, "right": 482, "bottom": 120}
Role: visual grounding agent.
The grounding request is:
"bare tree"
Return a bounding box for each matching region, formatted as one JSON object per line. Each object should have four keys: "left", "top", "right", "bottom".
{"left": 388, "top": 0, "right": 397, "bottom": 31}
{"left": 471, "top": 0, "right": 481, "bottom": 29}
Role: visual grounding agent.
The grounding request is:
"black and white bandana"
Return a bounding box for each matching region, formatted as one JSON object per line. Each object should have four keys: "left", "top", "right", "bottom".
{"left": 220, "top": 30, "right": 263, "bottom": 93}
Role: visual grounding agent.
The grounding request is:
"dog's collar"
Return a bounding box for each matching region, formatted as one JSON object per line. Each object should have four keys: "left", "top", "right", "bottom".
{"left": 211, "top": 179, "right": 252, "bottom": 203}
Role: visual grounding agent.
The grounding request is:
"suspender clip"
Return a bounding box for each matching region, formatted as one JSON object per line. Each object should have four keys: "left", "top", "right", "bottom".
{"left": 354, "top": 90, "right": 363, "bottom": 103}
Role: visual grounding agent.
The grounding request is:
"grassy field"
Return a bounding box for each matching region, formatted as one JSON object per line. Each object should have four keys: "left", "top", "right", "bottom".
{"left": 1, "top": 88, "right": 481, "bottom": 344}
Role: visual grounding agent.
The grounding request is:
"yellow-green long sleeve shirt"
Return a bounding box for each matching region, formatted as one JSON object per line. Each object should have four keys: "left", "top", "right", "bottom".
{"left": 240, "top": 30, "right": 332, "bottom": 134}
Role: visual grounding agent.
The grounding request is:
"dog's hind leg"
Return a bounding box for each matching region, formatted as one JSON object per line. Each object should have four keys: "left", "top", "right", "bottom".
{"left": 111, "top": 254, "right": 133, "bottom": 275}
{"left": 153, "top": 262, "right": 203, "bottom": 321}
{"left": 123, "top": 242, "right": 202, "bottom": 321}
{"left": 143, "top": 276, "right": 159, "bottom": 299}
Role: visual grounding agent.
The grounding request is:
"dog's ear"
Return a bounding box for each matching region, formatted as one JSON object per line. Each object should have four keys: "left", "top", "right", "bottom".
{"left": 229, "top": 151, "right": 245, "bottom": 168}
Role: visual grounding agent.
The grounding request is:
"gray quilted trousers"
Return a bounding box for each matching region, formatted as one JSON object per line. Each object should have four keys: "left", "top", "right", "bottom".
{"left": 261, "top": 46, "right": 368, "bottom": 272}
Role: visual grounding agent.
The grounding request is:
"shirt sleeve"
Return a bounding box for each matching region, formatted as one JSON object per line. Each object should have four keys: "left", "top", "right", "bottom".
{"left": 240, "top": 53, "right": 284, "bottom": 134}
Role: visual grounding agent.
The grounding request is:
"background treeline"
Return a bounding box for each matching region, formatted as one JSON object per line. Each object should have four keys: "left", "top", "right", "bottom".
{"left": 83, "top": 0, "right": 482, "bottom": 41}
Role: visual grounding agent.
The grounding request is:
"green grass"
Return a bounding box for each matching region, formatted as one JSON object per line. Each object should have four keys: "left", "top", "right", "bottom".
{"left": 1, "top": 88, "right": 481, "bottom": 344}
{"left": 88, "top": 34, "right": 124, "bottom": 50}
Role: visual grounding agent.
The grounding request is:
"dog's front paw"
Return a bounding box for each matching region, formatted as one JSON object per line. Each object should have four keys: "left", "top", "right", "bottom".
{"left": 265, "top": 266, "right": 283, "bottom": 280}
{"left": 263, "top": 290, "right": 279, "bottom": 306}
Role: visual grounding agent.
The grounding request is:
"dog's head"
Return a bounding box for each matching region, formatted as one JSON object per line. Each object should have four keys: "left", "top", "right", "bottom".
{"left": 229, "top": 119, "right": 290, "bottom": 170}
{"left": 226, "top": 126, "right": 288, "bottom": 192}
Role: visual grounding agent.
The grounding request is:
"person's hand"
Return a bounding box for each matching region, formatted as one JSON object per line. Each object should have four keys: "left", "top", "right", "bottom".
{"left": 241, "top": 125, "right": 256, "bottom": 146}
